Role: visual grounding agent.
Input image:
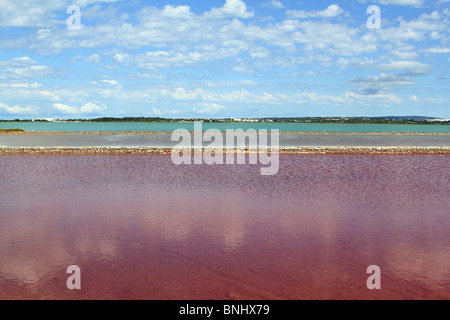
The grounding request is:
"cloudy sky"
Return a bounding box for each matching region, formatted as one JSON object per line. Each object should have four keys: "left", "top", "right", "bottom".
{"left": 0, "top": 0, "right": 449, "bottom": 119}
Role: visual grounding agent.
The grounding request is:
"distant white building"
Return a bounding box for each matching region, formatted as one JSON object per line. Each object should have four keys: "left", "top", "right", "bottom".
{"left": 32, "top": 118, "right": 57, "bottom": 122}
{"left": 430, "top": 119, "right": 447, "bottom": 122}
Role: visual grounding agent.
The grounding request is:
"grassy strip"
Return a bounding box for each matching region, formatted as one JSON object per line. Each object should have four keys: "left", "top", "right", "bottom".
{"left": 0, "top": 129, "right": 25, "bottom": 132}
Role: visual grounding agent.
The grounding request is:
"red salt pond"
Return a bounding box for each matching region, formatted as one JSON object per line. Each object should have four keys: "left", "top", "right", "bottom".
{"left": 0, "top": 155, "right": 449, "bottom": 300}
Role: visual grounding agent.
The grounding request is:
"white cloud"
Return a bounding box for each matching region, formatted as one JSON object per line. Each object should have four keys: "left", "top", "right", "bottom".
{"left": 0, "top": 0, "right": 121, "bottom": 27}
{"left": 2, "top": 0, "right": 446, "bottom": 75}
{"left": 262, "top": 1, "right": 284, "bottom": 9}
{"left": 292, "top": 91, "right": 347, "bottom": 104}
{"left": 219, "top": 89, "right": 252, "bottom": 103}
{"left": 259, "top": 92, "right": 289, "bottom": 104}
{"left": 351, "top": 73, "right": 416, "bottom": 95}
{"left": 113, "top": 53, "right": 132, "bottom": 63}
{"left": 357, "top": 0, "right": 424, "bottom": 7}
{"left": 367, "top": 10, "right": 449, "bottom": 46}
{"left": 0, "top": 102, "right": 35, "bottom": 115}
{"left": 0, "top": 82, "right": 42, "bottom": 88}
{"left": 389, "top": 44, "right": 419, "bottom": 59}
{"left": 206, "top": 0, "right": 254, "bottom": 19}
{"left": 377, "top": 0, "right": 423, "bottom": 7}
{"left": 80, "top": 102, "right": 106, "bottom": 113}
{"left": 158, "top": 88, "right": 217, "bottom": 102}
{"left": 161, "top": 5, "right": 193, "bottom": 19}
{"left": 84, "top": 54, "right": 101, "bottom": 64}
{"left": 337, "top": 57, "right": 375, "bottom": 69}
{"left": 0, "top": 57, "right": 54, "bottom": 80}
{"left": 193, "top": 103, "right": 226, "bottom": 114}
{"left": 426, "top": 98, "right": 446, "bottom": 103}
{"left": 423, "top": 47, "right": 450, "bottom": 54}
{"left": 39, "top": 91, "right": 60, "bottom": 101}
{"left": 114, "top": 49, "right": 244, "bottom": 71}
{"left": 287, "top": 4, "right": 345, "bottom": 19}
{"left": 0, "top": 38, "right": 27, "bottom": 49}
{"left": 93, "top": 79, "right": 120, "bottom": 86}
{"left": 346, "top": 91, "right": 403, "bottom": 104}
{"left": 150, "top": 107, "right": 182, "bottom": 116}
{"left": 53, "top": 103, "right": 79, "bottom": 114}
{"left": 0, "top": 102, "right": 35, "bottom": 114}
{"left": 378, "top": 61, "right": 433, "bottom": 76}
{"left": 13, "top": 2, "right": 389, "bottom": 62}
{"left": 152, "top": 108, "right": 162, "bottom": 116}
{"left": 53, "top": 102, "right": 107, "bottom": 114}
{"left": 410, "top": 95, "right": 419, "bottom": 101}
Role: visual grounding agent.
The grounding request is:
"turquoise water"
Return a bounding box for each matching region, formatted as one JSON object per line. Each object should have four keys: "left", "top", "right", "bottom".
{"left": 1, "top": 121, "right": 449, "bottom": 133}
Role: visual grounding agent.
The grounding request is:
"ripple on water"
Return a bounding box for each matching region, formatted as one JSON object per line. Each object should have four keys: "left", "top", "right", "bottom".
{"left": 0, "top": 155, "right": 449, "bottom": 299}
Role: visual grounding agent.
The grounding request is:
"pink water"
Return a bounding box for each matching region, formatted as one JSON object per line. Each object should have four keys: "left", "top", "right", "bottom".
{"left": 0, "top": 155, "right": 449, "bottom": 300}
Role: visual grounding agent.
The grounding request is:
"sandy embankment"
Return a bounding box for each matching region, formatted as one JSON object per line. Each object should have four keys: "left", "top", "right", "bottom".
{"left": 0, "top": 146, "right": 449, "bottom": 155}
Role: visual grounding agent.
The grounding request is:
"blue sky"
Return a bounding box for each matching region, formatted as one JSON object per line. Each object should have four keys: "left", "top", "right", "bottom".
{"left": 0, "top": 0, "right": 449, "bottom": 119}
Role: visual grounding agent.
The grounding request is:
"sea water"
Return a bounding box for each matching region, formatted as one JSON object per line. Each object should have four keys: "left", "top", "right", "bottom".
{"left": 1, "top": 121, "right": 450, "bottom": 133}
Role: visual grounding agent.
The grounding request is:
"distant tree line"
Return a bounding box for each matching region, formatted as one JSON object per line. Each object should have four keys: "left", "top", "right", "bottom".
{"left": 1, "top": 117, "right": 449, "bottom": 125}
{"left": 262, "top": 117, "right": 450, "bottom": 125}
{"left": 81, "top": 117, "right": 170, "bottom": 122}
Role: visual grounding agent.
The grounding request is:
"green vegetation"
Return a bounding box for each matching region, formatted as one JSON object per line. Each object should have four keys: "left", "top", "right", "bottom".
{"left": 259, "top": 117, "right": 450, "bottom": 125}
{"left": 0, "top": 128, "right": 25, "bottom": 132}
{"left": 0, "top": 117, "right": 448, "bottom": 125}
{"left": 78, "top": 116, "right": 448, "bottom": 125}
{"left": 86, "top": 117, "right": 170, "bottom": 122}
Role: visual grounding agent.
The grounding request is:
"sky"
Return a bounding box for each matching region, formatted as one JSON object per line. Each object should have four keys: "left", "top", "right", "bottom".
{"left": 0, "top": 0, "right": 449, "bottom": 119}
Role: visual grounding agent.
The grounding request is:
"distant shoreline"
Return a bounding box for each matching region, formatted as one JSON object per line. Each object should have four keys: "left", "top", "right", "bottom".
{"left": 1, "top": 116, "right": 449, "bottom": 125}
